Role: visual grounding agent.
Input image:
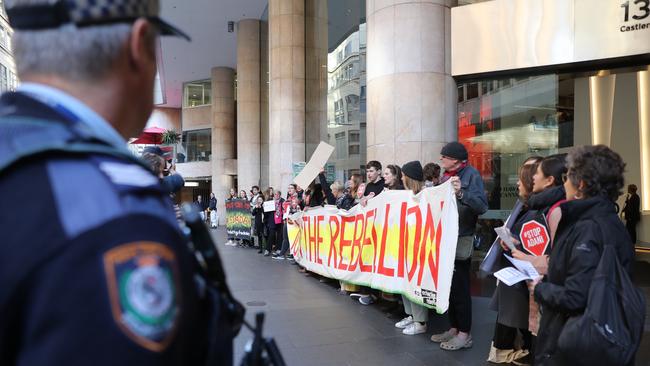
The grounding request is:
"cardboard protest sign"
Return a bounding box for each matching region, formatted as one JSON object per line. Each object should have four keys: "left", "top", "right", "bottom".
{"left": 286, "top": 182, "right": 459, "bottom": 313}
{"left": 293, "top": 141, "right": 335, "bottom": 190}
{"left": 263, "top": 201, "right": 276, "bottom": 212}
{"left": 518, "top": 215, "right": 550, "bottom": 257}
{"left": 226, "top": 199, "right": 252, "bottom": 240}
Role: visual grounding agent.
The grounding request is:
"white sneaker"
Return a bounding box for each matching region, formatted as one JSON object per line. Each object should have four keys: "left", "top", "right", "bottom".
{"left": 395, "top": 316, "right": 414, "bottom": 329}
{"left": 402, "top": 322, "right": 427, "bottom": 335}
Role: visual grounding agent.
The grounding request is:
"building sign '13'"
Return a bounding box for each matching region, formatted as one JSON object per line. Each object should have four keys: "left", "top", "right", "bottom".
{"left": 621, "top": 0, "right": 650, "bottom": 32}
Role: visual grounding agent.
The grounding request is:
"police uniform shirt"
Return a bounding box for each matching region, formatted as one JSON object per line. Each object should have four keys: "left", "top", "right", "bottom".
{"left": 0, "top": 87, "right": 206, "bottom": 365}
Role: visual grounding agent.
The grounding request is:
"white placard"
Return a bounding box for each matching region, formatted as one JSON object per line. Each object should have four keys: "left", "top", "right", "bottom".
{"left": 293, "top": 141, "right": 335, "bottom": 190}
{"left": 263, "top": 201, "right": 276, "bottom": 212}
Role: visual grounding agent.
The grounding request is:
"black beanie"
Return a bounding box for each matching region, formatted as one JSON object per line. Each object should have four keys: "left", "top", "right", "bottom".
{"left": 441, "top": 142, "right": 468, "bottom": 161}
{"left": 401, "top": 161, "right": 424, "bottom": 181}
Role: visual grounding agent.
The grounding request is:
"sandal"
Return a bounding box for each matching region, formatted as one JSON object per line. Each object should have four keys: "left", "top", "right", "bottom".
{"left": 440, "top": 335, "right": 473, "bottom": 351}
{"left": 430, "top": 330, "right": 457, "bottom": 343}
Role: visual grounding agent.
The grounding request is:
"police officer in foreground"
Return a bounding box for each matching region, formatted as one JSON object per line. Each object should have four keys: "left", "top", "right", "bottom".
{"left": 0, "top": 1, "right": 235, "bottom": 365}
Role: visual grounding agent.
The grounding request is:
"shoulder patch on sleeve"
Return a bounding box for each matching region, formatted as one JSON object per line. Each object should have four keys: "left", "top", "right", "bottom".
{"left": 103, "top": 242, "right": 181, "bottom": 352}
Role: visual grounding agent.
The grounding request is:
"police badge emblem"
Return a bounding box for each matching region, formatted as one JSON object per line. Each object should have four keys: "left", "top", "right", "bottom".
{"left": 103, "top": 242, "right": 181, "bottom": 351}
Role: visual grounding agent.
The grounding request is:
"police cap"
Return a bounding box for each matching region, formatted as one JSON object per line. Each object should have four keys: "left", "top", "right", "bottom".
{"left": 6, "top": 0, "right": 190, "bottom": 41}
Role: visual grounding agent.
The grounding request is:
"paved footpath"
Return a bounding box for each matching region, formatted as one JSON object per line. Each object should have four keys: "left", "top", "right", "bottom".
{"left": 209, "top": 228, "right": 650, "bottom": 366}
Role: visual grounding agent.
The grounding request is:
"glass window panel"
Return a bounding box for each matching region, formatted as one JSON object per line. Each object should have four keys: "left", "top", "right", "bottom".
{"left": 314, "top": 0, "right": 366, "bottom": 182}
{"left": 181, "top": 129, "right": 211, "bottom": 162}
{"left": 183, "top": 80, "right": 211, "bottom": 107}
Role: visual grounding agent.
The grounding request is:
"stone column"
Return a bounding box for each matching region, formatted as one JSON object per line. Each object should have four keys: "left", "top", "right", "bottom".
{"left": 366, "top": 0, "right": 457, "bottom": 165}
{"left": 260, "top": 20, "right": 270, "bottom": 190}
{"left": 268, "top": 0, "right": 306, "bottom": 190}
{"left": 589, "top": 74, "right": 616, "bottom": 146}
{"left": 237, "top": 19, "right": 261, "bottom": 191}
{"left": 305, "top": 0, "right": 328, "bottom": 158}
{"left": 211, "top": 67, "right": 236, "bottom": 225}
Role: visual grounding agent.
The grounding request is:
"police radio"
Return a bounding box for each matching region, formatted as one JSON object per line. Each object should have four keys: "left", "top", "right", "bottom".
{"left": 180, "top": 204, "right": 286, "bottom": 366}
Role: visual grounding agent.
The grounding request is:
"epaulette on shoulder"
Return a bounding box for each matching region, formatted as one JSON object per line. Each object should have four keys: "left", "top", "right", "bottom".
{"left": 0, "top": 116, "right": 150, "bottom": 175}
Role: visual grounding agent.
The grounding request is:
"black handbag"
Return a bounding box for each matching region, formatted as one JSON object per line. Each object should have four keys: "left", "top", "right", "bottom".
{"left": 557, "top": 242, "right": 645, "bottom": 365}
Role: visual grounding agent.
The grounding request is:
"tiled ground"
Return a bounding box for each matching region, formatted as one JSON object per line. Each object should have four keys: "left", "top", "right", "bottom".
{"left": 210, "top": 229, "right": 650, "bottom": 365}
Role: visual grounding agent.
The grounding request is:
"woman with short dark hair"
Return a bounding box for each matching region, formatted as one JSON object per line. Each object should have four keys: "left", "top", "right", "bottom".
{"left": 531, "top": 145, "right": 635, "bottom": 365}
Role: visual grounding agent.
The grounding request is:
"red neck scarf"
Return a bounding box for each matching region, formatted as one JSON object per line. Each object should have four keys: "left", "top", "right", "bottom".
{"left": 442, "top": 162, "right": 468, "bottom": 182}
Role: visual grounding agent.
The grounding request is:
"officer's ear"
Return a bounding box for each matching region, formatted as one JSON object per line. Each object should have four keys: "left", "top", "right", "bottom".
{"left": 127, "top": 19, "right": 157, "bottom": 73}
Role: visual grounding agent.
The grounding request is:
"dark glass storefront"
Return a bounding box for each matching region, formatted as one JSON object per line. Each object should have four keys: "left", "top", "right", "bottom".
{"left": 457, "top": 66, "right": 650, "bottom": 259}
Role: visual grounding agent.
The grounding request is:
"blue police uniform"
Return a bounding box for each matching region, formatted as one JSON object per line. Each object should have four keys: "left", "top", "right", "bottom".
{"left": 0, "top": 88, "right": 225, "bottom": 365}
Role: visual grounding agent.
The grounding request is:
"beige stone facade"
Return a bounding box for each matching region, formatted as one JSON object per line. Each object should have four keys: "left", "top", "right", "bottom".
{"left": 211, "top": 67, "right": 236, "bottom": 224}
{"left": 268, "top": 0, "right": 306, "bottom": 191}
{"left": 366, "top": 0, "right": 457, "bottom": 166}
{"left": 237, "top": 19, "right": 262, "bottom": 191}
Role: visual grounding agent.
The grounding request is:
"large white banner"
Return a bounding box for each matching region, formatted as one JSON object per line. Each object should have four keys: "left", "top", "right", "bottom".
{"left": 287, "top": 182, "right": 459, "bottom": 313}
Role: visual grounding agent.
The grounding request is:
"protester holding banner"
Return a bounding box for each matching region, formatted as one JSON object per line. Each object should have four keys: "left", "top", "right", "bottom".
{"left": 393, "top": 161, "right": 431, "bottom": 335}
{"left": 273, "top": 197, "right": 302, "bottom": 260}
{"left": 250, "top": 186, "right": 261, "bottom": 205}
{"left": 318, "top": 170, "right": 358, "bottom": 294}
{"left": 286, "top": 184, "right": 297, "bottom": 201}
{"left": 423, "top": 162, "right": 441, "bottom": 188}
{"left": 433, "top": 142, "right": 488, "bottom": 351}
{"left": 383, "top": 164, "right": 404, "bottom": 191}
{"left": 487, "top": 156, "right": 542, "bottom": 364}
{"left": 354, "top": 161, "right": 386, "bottom": 305}
{"left": 531, "top": 145, "right": 636, "bottom": 365}
{"left": 347, "top": 173, "right": 364, "bottom": 206}
{"left": 378, "top": 165, "right": 405, "bottom": 312}
{"left": 363, "top": 160, "right": 385, "bottom": 197}
{"left": 225, "top": 198, "right": 252, "bottom": 247}
{"left": 272, "top": 191, "right": 285, "bottom": 253}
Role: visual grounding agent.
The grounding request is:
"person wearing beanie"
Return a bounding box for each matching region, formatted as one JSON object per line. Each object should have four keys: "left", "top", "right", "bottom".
{"left": 401, "top": 160, "right": 424, "bottom": 181}
{"left": 440, "top": 141, "right": 469, "bottom": 161}
{"left": 393, "top": 161, "right": 430, "bottom": 336}
{"left": 431, "top": 142, "right": 488, "bottom": 351}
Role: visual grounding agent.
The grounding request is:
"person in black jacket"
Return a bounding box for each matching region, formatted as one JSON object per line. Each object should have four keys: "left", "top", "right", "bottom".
{"left": 261, "top": 190, "right": 276, "bottom": 256}
{"left": 531, "top": 145, "right": 635, "bottom": 365}
{"left": 252, "top": 196, "right": 265, "bottom": 254}
{"left": 363, "top": 160, "right": 385, "bottom": 197}
{"left": 622, "top": 184, "right": 641, "bottom": 244}
{"left": 432, "top": 142, "right": 488, "bottom": 351}
{"left": 209, "top": 192, "right": 217, "bottom": 211}
{"left": 487, "top": 156, "right": 542, "bottom": 364}
{"left": 528, "top": 154, "right": 567, "bottom": 215}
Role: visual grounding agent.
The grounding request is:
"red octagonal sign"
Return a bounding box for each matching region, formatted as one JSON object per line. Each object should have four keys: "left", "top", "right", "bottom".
{"left": 519, "top": 220, "right": 550, "bottom": 257}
